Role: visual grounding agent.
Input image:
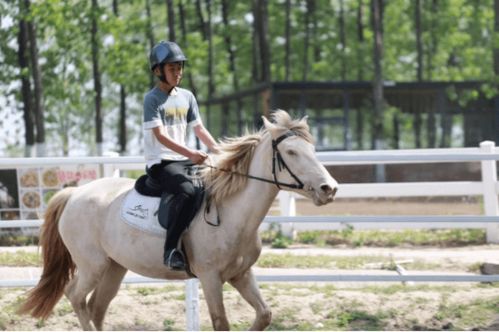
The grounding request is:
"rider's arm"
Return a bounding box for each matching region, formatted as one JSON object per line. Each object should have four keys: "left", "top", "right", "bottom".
{"left": 193, "top": 123, "right": 219, "bottom": 154}
{"left": 152, "top": 126, "right": 206, "bottom": 163}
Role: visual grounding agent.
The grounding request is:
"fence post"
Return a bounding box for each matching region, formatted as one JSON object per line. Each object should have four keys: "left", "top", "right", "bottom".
{"left": 480, "top": 141, "right": 499, "bottom": 243}
{"left": 185, "top": 278, "right": 200, "bottom": 331}
{"left": 278, "top": 191, "right": 296, "bottom": 239}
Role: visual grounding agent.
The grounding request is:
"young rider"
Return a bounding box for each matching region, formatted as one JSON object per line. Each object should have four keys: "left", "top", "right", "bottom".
{"left": 143, "top": 41, "right": 218, "bottom": 270}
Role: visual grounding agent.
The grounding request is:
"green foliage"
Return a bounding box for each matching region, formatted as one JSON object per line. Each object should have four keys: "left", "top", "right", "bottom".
{"left": 0, "top": 250, "right": 40, "bottom": 266}
{"left": 295, "top": 228, "right": 486, "bottom": 247}
{"left": 0, "top": 0, "right": 498, "bottom": 155}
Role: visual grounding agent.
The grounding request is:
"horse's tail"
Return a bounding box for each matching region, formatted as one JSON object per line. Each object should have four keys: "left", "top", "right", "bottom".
{"left": 17, "top": 187, "right": 77, "bottom": 320}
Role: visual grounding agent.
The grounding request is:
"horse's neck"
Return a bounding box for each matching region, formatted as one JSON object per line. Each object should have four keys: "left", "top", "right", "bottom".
{"left": 221, "top": 136, "right": 279, "bottom": 235}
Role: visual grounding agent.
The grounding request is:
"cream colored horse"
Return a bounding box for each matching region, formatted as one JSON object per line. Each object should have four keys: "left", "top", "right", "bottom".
{"left": 18, "top": 111, "right": 338, "bottom": 330}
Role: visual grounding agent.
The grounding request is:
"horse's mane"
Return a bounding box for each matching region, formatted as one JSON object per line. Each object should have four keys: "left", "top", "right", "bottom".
{"left": 201, "top": 110, "right": 313, "bottom": 204}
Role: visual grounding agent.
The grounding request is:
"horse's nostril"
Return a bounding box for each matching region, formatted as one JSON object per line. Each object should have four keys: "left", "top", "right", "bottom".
{"left": 331, "top": 187, "right": 338, "bottom": 196}
{"left": 320, "top": 184, "right": 332, "bottom": 194}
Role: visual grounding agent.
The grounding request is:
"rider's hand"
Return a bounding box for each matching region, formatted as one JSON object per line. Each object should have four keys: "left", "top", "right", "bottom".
{"left": 189, "top": 150, "right": 208, "bottom": 165}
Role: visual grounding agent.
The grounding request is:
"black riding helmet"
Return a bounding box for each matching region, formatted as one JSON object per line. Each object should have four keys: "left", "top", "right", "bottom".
{"left": 150, "top": 41, "right": 187, "bottom": 70}
{"left": 149, "top": 41, "right": 187, "bottom": 83}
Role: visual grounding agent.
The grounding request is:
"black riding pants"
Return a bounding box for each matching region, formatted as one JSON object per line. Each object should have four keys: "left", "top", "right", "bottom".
{"left": 148, "top": 159, "right": 196, "bottom": 252}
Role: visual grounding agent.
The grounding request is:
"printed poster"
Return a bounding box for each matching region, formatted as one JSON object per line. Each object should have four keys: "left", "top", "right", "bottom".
{"left": 0, "top": 165, "right": 100, "bottom": 221}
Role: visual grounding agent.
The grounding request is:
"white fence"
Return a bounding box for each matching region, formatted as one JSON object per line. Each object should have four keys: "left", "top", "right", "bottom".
{"left": 3, "top": 141, "right": 499, "bottom": 238}
{"left": 2, "top": 141, "right": 499, "bottom": 329}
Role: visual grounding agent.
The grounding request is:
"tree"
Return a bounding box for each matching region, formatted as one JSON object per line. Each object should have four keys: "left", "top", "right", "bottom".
{"left": 253, "top": 0, "right": 271, "bottom": 83}
{"left": 166, "top": 0, "right": 175, "bottom": 41}
{"left": 494, "top": 0, "right": 499, "bottom": 76}
{"left": 371, "top": 0, "right": 384, "bottom": 151}
{"left": 25, "top": 0, "right": 45, "bottom": 156}
{"left": 145, "top": 0, "right": 155, "bottom": 88}
{"left": 178, "top": 0, "right": 198, "bottom": 96}
{"left": 414, "top": 0, "right": 423, "bottom": 148}
{"left": 284, "top": 0, "right": 291, "bottom": 81}
{"left": 206, "top": 0, "right": 214, "bottom": 97}
{"left": 355, "top": 0, "right": 366, "bottom": 149}
{"left": 91, "top": 0, "right": 103, "bottom": 156}
{"left": 112, "top": 0, "right": 127, "bottom": 155}
{"left": 302, "top": 0, "right": 312, "bottom": 81}
{"left": 338, "top": 0, "right": 347, "bottom": 81}
{"left": 18, "top": 0, "right": 34, "bottom": 157}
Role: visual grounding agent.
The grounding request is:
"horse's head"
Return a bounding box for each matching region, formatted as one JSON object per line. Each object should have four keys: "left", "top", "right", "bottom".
{"left": 262, "top": 111, "right": 338, "bottom": 206}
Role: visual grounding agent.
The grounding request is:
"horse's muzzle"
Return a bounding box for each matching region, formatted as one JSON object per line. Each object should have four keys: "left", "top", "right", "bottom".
{"left": 313, "top": 182, "right": 338, "bottom": 205}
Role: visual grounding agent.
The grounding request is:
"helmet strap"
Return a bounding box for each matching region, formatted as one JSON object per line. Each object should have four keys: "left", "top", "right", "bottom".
{"left": 156, "top": 64, "right": 167, "bottom": 83}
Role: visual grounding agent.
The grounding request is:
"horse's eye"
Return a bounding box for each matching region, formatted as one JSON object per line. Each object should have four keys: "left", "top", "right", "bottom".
{"left": 286, "top": 150, "right": 297, "bottom": 156}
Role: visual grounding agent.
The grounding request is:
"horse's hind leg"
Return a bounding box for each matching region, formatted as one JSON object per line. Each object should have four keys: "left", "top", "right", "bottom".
{"left": 65, "top": 259, "right": 108, "bottom": 331}
{"left": 229, "top": 268, "right": 272, "bottom": 330}
{"left": 88, "top": 259, "right": 127, "bottom": 330}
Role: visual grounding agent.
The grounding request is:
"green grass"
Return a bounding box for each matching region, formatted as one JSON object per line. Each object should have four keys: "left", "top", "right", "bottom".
{"left": 256, "top": 253, "right": 393, "bottom": 269}
{"left": 293, "top": 228, "right": 486, "bottom": 247}
{"left": 0, "top": 251, "right": 41, "bottom": 266}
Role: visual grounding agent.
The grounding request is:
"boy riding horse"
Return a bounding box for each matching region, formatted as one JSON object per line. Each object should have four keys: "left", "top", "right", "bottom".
{"left": 143, "top": 41, "right": 218, "bottom": 270}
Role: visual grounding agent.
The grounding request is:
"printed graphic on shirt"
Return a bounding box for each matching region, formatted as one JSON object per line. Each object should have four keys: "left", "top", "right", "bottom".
{"left": 165, "top": 105, "right": 188, "bottom": 119}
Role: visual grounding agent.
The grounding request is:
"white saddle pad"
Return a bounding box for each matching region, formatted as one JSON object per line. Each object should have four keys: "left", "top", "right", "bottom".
{"left": 121, "top": 190, "right": 165, "bottom": 237}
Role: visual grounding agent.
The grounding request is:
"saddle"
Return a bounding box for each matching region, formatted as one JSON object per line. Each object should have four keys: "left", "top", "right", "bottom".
{"left": 134, "top": 168, "right": 205, "bottom": 231}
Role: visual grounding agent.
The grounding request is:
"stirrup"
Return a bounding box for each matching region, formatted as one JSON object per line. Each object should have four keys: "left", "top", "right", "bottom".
{"left": 164, "top": 249, "right": 186, "bottom": 271}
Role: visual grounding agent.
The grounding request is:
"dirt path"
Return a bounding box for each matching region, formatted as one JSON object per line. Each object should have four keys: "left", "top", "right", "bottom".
{"left": 1, "top": 244, "right": 499, "bottom": 330}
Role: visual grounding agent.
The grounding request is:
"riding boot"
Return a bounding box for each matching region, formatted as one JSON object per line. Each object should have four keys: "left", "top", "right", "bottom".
{"left": 163, "top": 193, "right": 191, "bottom": 270}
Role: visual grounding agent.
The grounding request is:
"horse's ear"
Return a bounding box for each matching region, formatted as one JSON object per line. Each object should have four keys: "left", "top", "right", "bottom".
{"left": 300, "top": 115, "right": 309, "bottom": 124}
{"left": 262, "top": 116, "right": 274, "bottom": 130}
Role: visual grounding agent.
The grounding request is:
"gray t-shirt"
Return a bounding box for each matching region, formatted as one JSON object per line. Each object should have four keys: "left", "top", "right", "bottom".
{"left": 143, "top": 86, "right": 201, "bottom": 167}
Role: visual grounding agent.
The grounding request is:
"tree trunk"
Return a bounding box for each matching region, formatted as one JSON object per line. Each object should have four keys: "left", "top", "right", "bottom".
{"left": 494, "top": 0, "right": 499, "bottom": 147}
{"left": 302, "top": 0, "right": 312, "bottom": 81}
{"left": 91, "top": 0, "right": 103, "bottom": 156}
{"left": 254, "top": 0, "right": 271, "bottom": 83}
{"left": 312, "top": 0, "right": 320, "bottom": 62}
{"left": 427, "top": 0, "right": 438, "bottom": 80}
{"left": 415, "top": 0, "right": 423, "bottom": 82}
{"left": 113, "top": 0, "right": 127, "bottom": 155}
{"left": 145, "top": 0, "right": 155, "bottom": 89}
{"left": 339, "top": 0, "right": 347, "bottom": 81}
{"left": 221, "top": 0, "right": 243, "bottom": 134}
{"left": 25, "top": 0, "right": 45, "bottom": 156}
{"left": 166, "top": 0, "right": 175, "bottom": 41}
{"left": 18, "top": 0, "right": 35, "bottom": 157}
{"left": 356, "top": 0, "right": 365, "bottom": 81}
{"left": 221, "top": 0, "right": 238, "bottom": 91}
{"left": 494, "top": 0, "right": 499, "bottom": 78}
{"left": 146, "top": 0, "right": 155, "bottom": 89}
{"left": 371, "top": 0, "right": 384, "bottom": 151}
{"left": 356, "top": 0, "right": 365, "bottom": 149}
{"left": 195, "top": 0, "right": 208, "bottom": 40}
{"left": 206, "top": 0, "right": 215, "bottom": 96}
{"left": 178, "top": 0, "right": 198, "bottom": 96}
{"left": 251, "top": 0, "right": 260, "bottom": 84}
{"left": 284, "top": 0, "right": 291, "bottom": 81}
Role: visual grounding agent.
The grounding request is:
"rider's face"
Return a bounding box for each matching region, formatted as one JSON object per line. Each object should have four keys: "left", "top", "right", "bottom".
{"left": 162, "top": 62, "right": 183, "bottom": 87}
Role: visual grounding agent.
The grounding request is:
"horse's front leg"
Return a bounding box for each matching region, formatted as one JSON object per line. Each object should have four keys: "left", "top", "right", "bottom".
{"left": 198, "top": 272, "right": 230, "bottom": 330}
{"left": 229, "top": 268, "right": 272, "bottom": 330}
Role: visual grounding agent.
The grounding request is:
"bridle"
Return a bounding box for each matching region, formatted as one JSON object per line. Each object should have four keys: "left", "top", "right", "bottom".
{"left": 203, "top": 131, "right": 304, "bottom": 227}
{"left": 204, "top": 131, "right": 304, "bottom": 190}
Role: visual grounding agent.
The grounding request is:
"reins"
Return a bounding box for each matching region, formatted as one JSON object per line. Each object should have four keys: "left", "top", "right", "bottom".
{"left": 202, "top": 130, "right": 304, "bottom": 227}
